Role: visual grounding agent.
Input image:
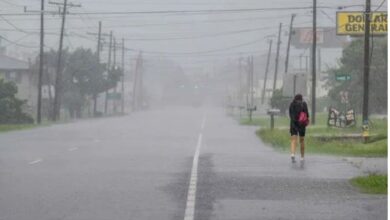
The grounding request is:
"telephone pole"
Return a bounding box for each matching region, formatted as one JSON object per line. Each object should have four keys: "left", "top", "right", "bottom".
{"left": 113, "top": 37, "right": 118, "bottom": 113}
{"left": 273, "top": 23, "right": 282, "bottom": 93}
{"left": 121, "top": 38, "right": 125, "bottom": 114}
{"left": 285, "top": 14, "right": 296, "bottom": 74}
{"left": 261, "top": 39, "right": 273, "bottom": 105}
{"left": 87, "top": 21, "right": 113, "bottom": 116}
{"left": 362, "top": 0, "right": 371, "bottom": 125}
{"left": 311, "top": 0, "right": 317, "bottom": 125}
{"left": 249, "top": 56, "right": 254, "bottom": 121}
{"left": 37, "top": 0, "right": 45, "bottom": 124}
{"left": 97, "top": 21, "right": 102, "bottom": 63}
{"left": 132, "top": 51, "right": 143, "bottom": 111}
{"left": 105, "top": 31, "right": 113, "bottom": 114}
{"left": 51, "top": 0, "right": 80, "bottom": 121}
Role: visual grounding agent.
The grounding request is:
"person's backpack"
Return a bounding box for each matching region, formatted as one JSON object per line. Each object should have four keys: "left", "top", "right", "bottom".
{"left": 298, "top": 103, "right": 309, "bottom": 127}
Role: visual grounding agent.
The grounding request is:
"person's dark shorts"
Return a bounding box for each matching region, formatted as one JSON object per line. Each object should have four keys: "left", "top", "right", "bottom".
{"left": 290, "top": 123, "right": 306, "bottom": 137}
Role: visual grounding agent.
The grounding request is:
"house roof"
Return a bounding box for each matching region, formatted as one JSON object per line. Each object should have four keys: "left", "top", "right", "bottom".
{"left": 0, "top": 54, "right": 29, "bottom": 70}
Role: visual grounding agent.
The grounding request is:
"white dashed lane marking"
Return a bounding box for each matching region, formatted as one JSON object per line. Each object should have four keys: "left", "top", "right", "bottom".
{"left": 184, "top": 116, "right": 206, "bottom": 220}
{"left": 68, "top": 147, "right": 78, "bottom": 151}
{"left": 29, "top": 159, "right": 43, "bottom": 165}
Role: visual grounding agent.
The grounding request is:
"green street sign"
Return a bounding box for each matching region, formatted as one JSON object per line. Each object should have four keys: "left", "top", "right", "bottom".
{"left": 335, "top": 74, "right": 351, "bottom": 81}
{"left": 107, "top": 92, "right": 122, "bottom": 100}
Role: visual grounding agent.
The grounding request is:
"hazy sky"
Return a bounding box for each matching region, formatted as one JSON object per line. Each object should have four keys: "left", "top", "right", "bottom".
{"left": 0, "top": 0, "right": 387, "bottom": 73}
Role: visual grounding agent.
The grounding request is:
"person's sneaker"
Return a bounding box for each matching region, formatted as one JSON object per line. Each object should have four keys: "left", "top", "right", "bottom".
{"left": 291, "top": 155, "right": 296, "bottom": 163}
{"left": 300, "top": 158, "right": 305, "bottom": 164}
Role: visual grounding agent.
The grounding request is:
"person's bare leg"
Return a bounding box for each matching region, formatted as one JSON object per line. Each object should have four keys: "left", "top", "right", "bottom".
{"left": 290, "top": 135, "right": 297, "bottom": 162}
{"left": 300, "top": 137, "right": 305, "bottom": 160}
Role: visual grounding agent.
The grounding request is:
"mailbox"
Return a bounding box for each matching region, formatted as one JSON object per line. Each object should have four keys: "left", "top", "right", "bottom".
{"left": 267, "top": 109, "right": 280, "bottom": 130}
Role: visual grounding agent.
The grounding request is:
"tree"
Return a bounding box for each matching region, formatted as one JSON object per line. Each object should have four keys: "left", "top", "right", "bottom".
{"left": 0, "top": 79, "right": 34, "bottom": 124}
{"left": 32, "top": 47, "right": 122, "bottom": 119}
{"left": 270, "top": 89, "right": 290, "bottom": 115}
{"left": 64, "top": 48, "right": 121, "bottom": 117}
{"left": 64, "top": 48, "right": 105, "bottom": 117}
{"left": 31, "top": 49, "right": 69, "bottom": 118}
{"left": 326, "top": 38, "right": 387, "bottom": 114}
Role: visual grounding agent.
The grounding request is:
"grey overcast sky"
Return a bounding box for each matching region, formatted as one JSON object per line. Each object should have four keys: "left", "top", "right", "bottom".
{"left": 0, "top": 0, "right": 387, "bottom": 73}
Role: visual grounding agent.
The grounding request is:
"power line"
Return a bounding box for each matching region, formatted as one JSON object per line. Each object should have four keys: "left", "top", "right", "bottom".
{"left": 122, "top": 26, "right": 280, "bottom": 41}
{"left": 0, "top": 0, "right": 22, "bottom": 6}
{"left": 0, "top": 6, "right": 338, "bottom": 16}
{"left": 0, "top": 35, "right": 39, "bottom": 48}
{"left": 374, "top": 0, "right": 386, "bottom": 11}
{"left": 124, "top": 37, "right": 269, "bottom": 56}
{"left": 0, "top": 15, "right": 31, "bottom": 34}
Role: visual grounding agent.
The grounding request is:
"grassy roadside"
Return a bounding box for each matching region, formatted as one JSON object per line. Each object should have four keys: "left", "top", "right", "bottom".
{"left": 0, "top": 124, "right": 38, "bottom": 133}
{"left": 350, "top": 175, "right": 387, "bottom": 194}
{"left": 240, "top": 114, "right": 387, "bottom": 157}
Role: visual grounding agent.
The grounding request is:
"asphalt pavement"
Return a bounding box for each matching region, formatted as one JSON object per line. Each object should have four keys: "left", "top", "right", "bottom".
{"left": 0, "top": 105, "right": 387, "bottom": 220}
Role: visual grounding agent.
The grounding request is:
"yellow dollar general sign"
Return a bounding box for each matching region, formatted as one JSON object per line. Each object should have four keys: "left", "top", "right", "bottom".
{"left": 336, "top": 11, "right": 387, "bottom": 35}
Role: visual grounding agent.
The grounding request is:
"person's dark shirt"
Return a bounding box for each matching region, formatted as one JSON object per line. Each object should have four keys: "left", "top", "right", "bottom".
{"left": 289, "top": 100, "right": 309, "bottom": 123}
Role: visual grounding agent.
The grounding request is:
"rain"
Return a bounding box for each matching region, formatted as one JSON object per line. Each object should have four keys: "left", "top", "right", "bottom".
{"left": 0, "top": 0, "right": 388, "bottom": 220}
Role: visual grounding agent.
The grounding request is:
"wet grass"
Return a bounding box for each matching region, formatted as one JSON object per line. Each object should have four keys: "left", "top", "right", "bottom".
{"left": 252, "top": 115, "right": 387, "bottom": 157}
{"left": 0, "top": 124, "right": 37, "bottom": 133}
{"left": 350, "top": 175, "right": 387, "bottom": 194}
{"left": 256, "top": 128, "right": 387, "bottom": 157}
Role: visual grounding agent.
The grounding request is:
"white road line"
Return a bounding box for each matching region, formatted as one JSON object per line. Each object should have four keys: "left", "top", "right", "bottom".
{"left": 184, "top": 133, "right": 202, "bottom": 220}
{"left": 201, "top": 117, "right": 206, "bottom": 130}
{"left": 29, "top": 159, "right": 43, "bottom": 165}
{"left": 68, "top": 147, "right": 78, "bottom": 151}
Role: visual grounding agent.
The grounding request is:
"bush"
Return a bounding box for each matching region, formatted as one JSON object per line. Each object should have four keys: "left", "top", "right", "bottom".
{"left": 0, "top": 79, "right": 34, "bottom": 124}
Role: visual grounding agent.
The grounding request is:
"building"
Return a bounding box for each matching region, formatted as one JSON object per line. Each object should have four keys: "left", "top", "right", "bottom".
{"left": 0, "top": 54, "right": 37, "bottom": 115}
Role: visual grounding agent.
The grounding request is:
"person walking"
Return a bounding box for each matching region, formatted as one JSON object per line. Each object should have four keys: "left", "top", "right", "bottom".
{"left": 289, "top": 94, "right": 309, "bottom": 163}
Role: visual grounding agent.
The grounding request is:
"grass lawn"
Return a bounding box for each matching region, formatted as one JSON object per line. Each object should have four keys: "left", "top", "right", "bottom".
{"left": 0, "top": 124, "right": 37, "bottom": 133}
{"left": 350, "top": 175, "right": 387, "bottom": 194}
{"left": 241, "top": 113, "right": 387, "bottom": 157}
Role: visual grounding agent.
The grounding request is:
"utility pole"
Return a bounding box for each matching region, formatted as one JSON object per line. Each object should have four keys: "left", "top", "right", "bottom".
{"left": 97, "top": 21, "right": 102, "bottom": 63}
{"left": 273, "top": 23, "right": 282, "bottom": 93}
{"left": 132, "top": 54, "right": 139, "bottom": 111}
{"left": 105, "top": 31, "right": 113, "bottom": 114}
{"left": 311, "top": 0, "right": 317, "bottom": 125}
{"left": 285, "top": 14, "right": 296, "bottom": 74}
{"left": 51, "top": 0, "right": 80, "bottom": 121}
{"left": 52, "top": 0, "right": 68, "bottom": 121}
{"left": 94, "top": 21, "right": 102, "bottom": 116}
{"left": 37, "top": 0, "right": 45, "bottom": 124}
{"left": 139, "top": 52, "right": 144, "bottom": 110}
{"left": 121, "top": 38, "right": 125, "bottom": 115}
{"left": 249, "top": 56, "right": 254, "bottom": 121}
{"left": 238, "top": 58, "right": 242, "bottom": 105}
{"left": 245, "top": 56, "right": 250, "bottom": 113}
{"left": 113, "top": 37, "right": 118, "bottom": 114}
{"left": 362, "top": 0, "right": 371, "bottom": 125}
{"left": 87, "top": 21, "right": 112, "bottom": 117}
{"left": 261, "top": 39, "right": 273, "bottom": 105}
{"left": 132, "top": 51, "right": 142, "bottom": 111}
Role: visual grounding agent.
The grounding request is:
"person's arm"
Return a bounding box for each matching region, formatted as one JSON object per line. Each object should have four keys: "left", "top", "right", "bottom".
{"left": 289, "top": 103, "right": 294, "bottom": 121}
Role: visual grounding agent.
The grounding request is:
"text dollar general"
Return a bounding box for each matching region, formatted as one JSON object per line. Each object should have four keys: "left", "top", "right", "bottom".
{"left": 336, "top": 11, "right": 387, "bottom": 35}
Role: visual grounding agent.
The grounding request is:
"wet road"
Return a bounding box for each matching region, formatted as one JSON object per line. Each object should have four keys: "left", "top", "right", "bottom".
{"left": 0, "top": 106, "right": 386, "bottom": 220}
